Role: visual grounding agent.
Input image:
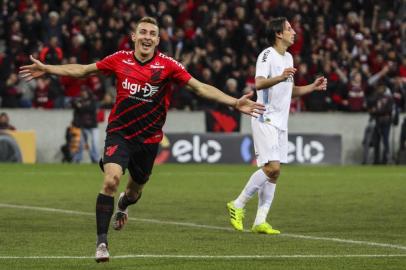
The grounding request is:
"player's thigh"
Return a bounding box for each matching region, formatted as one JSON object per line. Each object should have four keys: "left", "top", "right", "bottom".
{"left": 128, "top": 143, "right": 159, "bottom": 185}
{"left": 251, "top": 121, "right": 281, "bottom": 166}
{"left": 101, "top": 133, "right": 130, "bottom": 175}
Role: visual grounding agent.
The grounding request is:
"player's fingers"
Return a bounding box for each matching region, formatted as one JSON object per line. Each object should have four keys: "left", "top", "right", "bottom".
{"left": 19, "top": 64, "right": 35, "bottom": 70}
{"left": 252, "top": 106, "right": 264, "bottom": 115}
{"left": 30, "top": 54, "right": 39, "bottom": 63}
{"left": 19, "top": 73, "right": 32, "bottom": 79}
{"left": 250, "top": 111, "right": 260, "bottom": 118}
{"left": 286, "top": 67, "right": 297, "bottom": 73}
{"left": 254, "top": 103, "right": 265, "bottom": 111}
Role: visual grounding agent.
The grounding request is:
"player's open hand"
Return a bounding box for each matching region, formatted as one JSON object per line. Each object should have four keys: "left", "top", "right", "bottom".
{"left": 19, "top": 55, "right": 47, "bottom": 81}
{"left": 313, "top": 76, "right": 327, "bottom": 91}
{"left": 235, "top": 91, "right": 265, "bottom": 118}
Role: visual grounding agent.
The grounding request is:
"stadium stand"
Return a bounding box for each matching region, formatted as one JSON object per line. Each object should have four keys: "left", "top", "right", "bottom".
{"left": 0, "top": 0, "right": 405, "bottom": 113}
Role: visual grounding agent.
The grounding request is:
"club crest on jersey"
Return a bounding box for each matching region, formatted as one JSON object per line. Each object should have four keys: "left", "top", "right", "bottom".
{"left": 122, "top": 78, "right": 159, "bottom": 97}
{"left": 105, "top": 145, "right": 118, "bottom": 157}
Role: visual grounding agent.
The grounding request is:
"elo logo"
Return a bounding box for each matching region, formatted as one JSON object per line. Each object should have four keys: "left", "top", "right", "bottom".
{"left": 172, "top": 135, "right": 222, "bottom": 163}
{"left": 240, "top": 136, "right": 253, "bottom": 163}
{"left": 288, "top": 136, "right": 325, "bottom": 163}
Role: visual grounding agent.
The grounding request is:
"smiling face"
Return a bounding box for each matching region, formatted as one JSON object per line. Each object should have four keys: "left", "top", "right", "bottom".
{"left": 131, "top": 22, "right": 160, "bottom": 60}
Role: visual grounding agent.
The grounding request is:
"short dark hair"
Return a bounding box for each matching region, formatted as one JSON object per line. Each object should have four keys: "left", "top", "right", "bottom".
{"left": 267, "top": 17, "right": 287, "bottom": 46}
{"left": 134, "top": 16, "right": 159, "bottom": 32}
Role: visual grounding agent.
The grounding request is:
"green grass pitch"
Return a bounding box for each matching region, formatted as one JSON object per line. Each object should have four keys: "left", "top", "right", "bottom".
{"left": 0, "top": 164, "right": 405, "bottom": 270}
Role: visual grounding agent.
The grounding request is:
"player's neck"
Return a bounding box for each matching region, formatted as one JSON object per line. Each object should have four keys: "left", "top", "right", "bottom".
{"left": 273, "top": 43, "right": 287, "bottom": 56}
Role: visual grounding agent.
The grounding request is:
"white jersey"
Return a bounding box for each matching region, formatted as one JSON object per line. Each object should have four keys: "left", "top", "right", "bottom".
{"left": 255, "top": 47, "right": 294, "bottom": 130}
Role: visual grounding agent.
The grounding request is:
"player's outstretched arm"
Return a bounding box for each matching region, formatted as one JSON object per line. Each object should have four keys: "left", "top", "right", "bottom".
{"left": 19, "top": 55, "right": 98, "bottom": 81}
{"left": 186, "top": 77, "right": 265, "bottom": 117}
{"left": 292, "top": 76, "right": 328, "bottom": 97}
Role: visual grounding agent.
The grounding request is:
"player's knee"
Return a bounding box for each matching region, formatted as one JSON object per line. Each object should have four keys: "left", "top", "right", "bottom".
{"left": 141, "top": 174, "right": 150, "bottom": 184}
{"left": 263, "top": 165, "right": 280, "bottom": 182}
{"left": 103, "top": 173, "right": 120, "bottom": 194}
{"left": 126, "top": 189, "right": 142, "bottom": 201}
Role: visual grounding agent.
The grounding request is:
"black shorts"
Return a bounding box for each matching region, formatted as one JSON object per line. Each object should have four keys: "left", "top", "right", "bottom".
{"left": 100, "top": 133, "right": 159, "bottom": 185}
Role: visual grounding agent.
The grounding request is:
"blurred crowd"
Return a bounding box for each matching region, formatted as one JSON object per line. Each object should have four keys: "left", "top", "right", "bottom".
{"left": 0, "top": 0, "right": 405, "bottom": 113}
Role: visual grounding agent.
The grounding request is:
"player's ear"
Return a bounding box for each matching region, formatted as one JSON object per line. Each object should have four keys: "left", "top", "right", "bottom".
{"left": 131, "top": 32, "right": 136, "bottom": 42}
{"left": 155, "top": 36, "right": 160, "bottom": 46}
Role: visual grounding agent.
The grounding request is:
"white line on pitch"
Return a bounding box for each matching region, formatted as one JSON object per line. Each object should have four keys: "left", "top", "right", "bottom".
{"left": 1, "top": 203, "right": 406, "bottom": 252}
{"left": 0, "top": 254, "right": 406, "bottom": 260}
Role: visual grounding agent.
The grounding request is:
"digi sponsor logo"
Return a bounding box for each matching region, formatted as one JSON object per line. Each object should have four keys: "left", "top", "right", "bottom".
{"left": 122, "top": 78, "right": 159, "bottom": 97}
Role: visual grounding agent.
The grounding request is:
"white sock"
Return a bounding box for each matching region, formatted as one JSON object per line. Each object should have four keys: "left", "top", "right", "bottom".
{"left": 254, "top": 181, "right": 276, "bottom": 226}
{"left": 233, "top": 169, "right": 269, "bottom": 209}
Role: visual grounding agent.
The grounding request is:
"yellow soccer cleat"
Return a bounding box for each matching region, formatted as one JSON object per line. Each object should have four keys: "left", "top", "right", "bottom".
{"left": 251, "top": 222, "right": 281, "bottom": 235}
{"left": 226, "top": 201, "right": 245, "bottom": 231}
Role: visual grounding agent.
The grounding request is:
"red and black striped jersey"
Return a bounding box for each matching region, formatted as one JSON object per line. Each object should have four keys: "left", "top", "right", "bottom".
{"left": 96, "top": 50, "right": 192, "bottom": 144}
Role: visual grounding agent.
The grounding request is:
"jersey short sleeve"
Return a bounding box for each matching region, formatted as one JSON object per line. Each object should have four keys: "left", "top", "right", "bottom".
{"left": 255, "top": 48, "right": 272, "bottom": 79}
{"left": 96, "top": 52, "right": 121, "bottom": 75}
{"left": 169, "top": 60, "right": 192, "bottom": 86}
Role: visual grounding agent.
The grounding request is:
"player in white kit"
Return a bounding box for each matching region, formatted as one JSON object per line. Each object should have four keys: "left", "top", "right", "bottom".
{"left": 227, "top": 17, "right": 327, "bottom": 234}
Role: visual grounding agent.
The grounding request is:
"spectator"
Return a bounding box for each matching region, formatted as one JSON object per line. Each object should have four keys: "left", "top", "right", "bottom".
{"left": 368, "top": 81, "right": 394, "bottom": 164}
{"left": 1, "top": 73, "right": 21, "bottom": 108}
{"left": 17, "top": 74, "right": 37, "bottom": 108}
{"left": 0, "top": 112, "right": 16, "bottom": 130}
{"left": 60, "top": 122, "right": 81, "bottom": 163}
{"left": 347, "top": 71, "right": 366, "bottom": 112}
{"left": 39, "top": 35, "right": 63, "bottom": 64}
{"left": 33, "top": 77, "right": 53, "bottom": 108}
{"left": 42, "top": 11, "right": 62, "bottom": 43}
{"left": 71, "top": 87, "right": 99, "bottom": 163}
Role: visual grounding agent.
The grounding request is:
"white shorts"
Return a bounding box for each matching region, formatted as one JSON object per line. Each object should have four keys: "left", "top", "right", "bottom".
{"left": 251, "top": 118, "right": 288, "bottom": 166}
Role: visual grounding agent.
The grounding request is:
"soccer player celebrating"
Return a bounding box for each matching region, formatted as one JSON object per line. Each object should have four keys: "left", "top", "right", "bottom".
{"left": 226, "top": 17, "right": 327, "bottom": 235}
{"left": 19, "top": 17, "right": 265, "bottom": 262}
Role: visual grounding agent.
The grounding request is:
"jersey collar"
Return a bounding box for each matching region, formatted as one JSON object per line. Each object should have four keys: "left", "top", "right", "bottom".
{"left": 132, "top": 50, "right": 158, "bottom": 66}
